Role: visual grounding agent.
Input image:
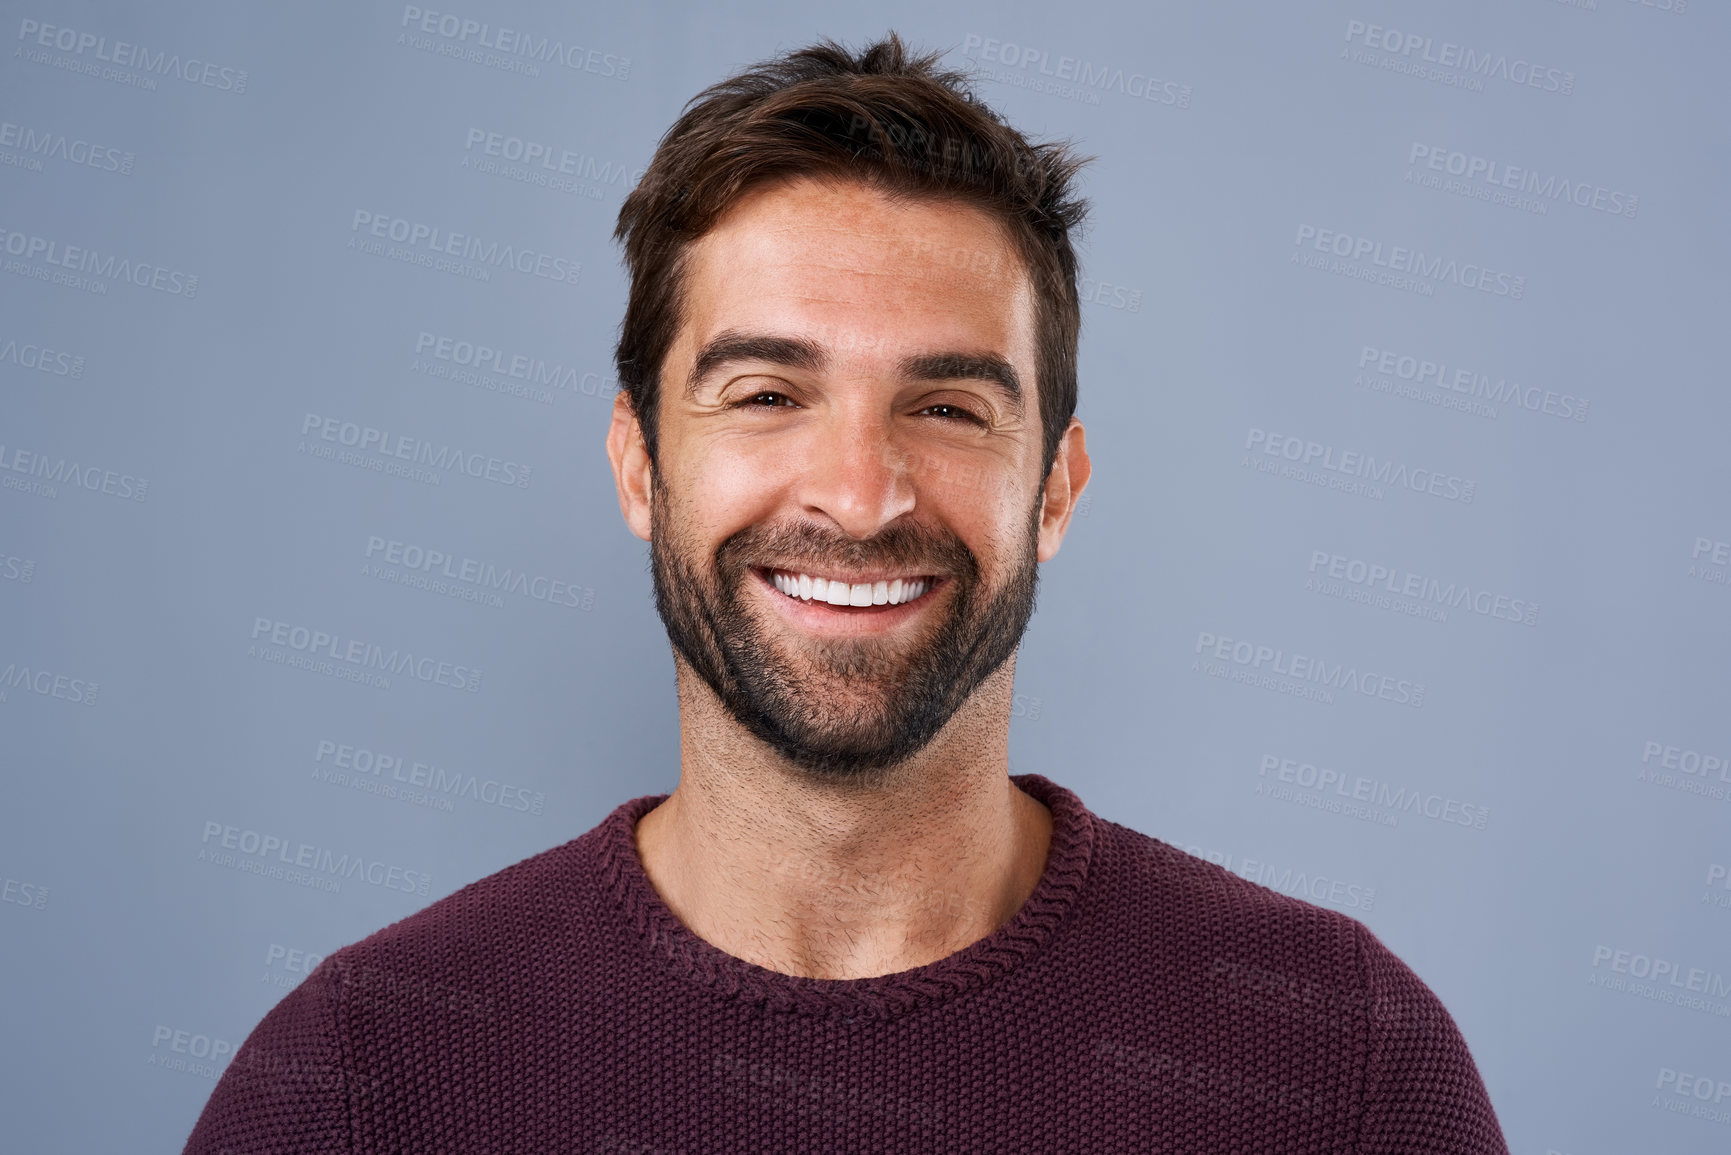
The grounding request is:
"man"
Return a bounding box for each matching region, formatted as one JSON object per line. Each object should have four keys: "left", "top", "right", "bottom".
{"left": 187, "top": 35, "right": 1508, "bottom": 1153}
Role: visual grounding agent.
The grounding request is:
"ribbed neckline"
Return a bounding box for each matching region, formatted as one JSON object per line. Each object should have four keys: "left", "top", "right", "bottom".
{"left": 598, "top": 772, "right": 1096, "bottom": 1019}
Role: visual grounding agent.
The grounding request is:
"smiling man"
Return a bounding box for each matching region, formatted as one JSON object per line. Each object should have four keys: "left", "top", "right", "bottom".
{"left": 186, "top": 34, "right": 1507, "bottom": 1154}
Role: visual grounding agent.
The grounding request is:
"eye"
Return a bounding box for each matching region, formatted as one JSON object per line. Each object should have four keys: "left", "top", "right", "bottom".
{"left": 731, "top": 391, "right": 798, "bottom": 409}
{"left": 919, "top": 403, "right": 985, "bottom": 425}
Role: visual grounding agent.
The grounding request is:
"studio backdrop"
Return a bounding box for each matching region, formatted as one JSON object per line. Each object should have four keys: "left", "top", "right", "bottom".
{"left": 1, "top": 1, "right": 1726, "bottom": 1151}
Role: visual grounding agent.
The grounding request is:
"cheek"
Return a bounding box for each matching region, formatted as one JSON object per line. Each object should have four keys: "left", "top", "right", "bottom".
{"left": 927, "top": 486, "right": 1034, "bottom": 574}
{"left": 666, "top": 439, "right": 790, "bottom": 542}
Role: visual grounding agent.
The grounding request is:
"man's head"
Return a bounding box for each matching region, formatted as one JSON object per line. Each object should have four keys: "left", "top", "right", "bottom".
{"left": 605, "top": 34, "right": 1092, "bottom": 781}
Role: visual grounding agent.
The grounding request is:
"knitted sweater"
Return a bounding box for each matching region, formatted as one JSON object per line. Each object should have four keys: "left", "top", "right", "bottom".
{"left": 184, "top": 774, "right": 1508, "bottom": 1153}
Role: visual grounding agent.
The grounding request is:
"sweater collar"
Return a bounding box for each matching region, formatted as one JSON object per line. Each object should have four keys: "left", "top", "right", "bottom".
{"left": 598, "top": 773, "right": 1096, "bottom": 1019}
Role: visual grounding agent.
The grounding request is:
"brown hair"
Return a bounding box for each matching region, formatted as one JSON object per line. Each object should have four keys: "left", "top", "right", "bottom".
{"left": 613, "top": 32, "right": 1090, "bottom": 477}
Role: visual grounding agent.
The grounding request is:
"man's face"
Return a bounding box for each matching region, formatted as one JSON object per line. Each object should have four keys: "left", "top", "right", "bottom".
{"left": 612, "top": 176, "right": 1078, "bottom": 779}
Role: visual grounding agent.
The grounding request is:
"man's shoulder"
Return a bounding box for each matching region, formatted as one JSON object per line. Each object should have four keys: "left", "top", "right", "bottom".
{"left": 1080, "top": 817, "right": 1466, "bottom": 1046}
{"left": 1086, "top": 813, "right": 1470, "bottom": 1024}
{"left": 1087, "top": 815, "right": 1374, "bottom": 987}
{"left": 321, "top": 799, "right": 636, "bottom": 990}
{"left": 1078, "top": 814, "right": 1506, "bottom": 1150}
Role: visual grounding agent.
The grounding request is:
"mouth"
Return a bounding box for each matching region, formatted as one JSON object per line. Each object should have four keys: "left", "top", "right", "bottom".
{"left": 754, "top": 567, "right": 942, "bottom": 612}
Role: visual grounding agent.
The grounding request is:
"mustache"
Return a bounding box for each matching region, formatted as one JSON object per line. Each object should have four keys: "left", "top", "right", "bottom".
{"left": 714, "top": 519, "right": 978, "bottom": 582}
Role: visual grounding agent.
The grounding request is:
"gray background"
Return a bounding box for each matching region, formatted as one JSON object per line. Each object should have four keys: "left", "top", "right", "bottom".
{"left": 2, "top": 0, "right": 1727, "bottom": 1151}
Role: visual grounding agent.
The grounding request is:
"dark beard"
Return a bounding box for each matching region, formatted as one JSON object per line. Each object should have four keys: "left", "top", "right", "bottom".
{"left": 649, "top": 484, "right": 1042, "bottom": 780}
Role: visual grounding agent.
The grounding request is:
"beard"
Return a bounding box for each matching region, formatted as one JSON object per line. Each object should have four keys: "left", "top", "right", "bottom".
{"left": 649, "top": 480, "right": 1042, "bottom": 781}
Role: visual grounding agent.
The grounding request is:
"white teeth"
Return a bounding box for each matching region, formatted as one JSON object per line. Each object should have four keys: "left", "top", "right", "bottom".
{"left": 886, "top": 578, "right": 928, "bottom": 605}
{"left": 769, "top": 570, "right": 932, "bottom": 606}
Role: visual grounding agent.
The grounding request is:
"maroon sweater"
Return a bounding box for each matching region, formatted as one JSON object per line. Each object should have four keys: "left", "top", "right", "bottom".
{"left": 185, "top": 774, "right": 1507, "bottom": 1153}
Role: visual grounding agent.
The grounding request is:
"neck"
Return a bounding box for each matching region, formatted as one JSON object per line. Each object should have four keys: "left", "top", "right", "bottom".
{"left": 633, "top": 659, "right": 1053, "bottom": 980}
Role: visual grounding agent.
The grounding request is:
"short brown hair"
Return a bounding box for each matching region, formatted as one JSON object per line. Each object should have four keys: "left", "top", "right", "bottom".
{"left": 613, "top": 33, "right": 1090, "bottom": 477}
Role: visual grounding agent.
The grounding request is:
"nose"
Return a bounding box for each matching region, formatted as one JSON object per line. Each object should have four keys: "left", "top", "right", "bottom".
{"left": 795, "top": 406, "right": 916, "bottom": 539}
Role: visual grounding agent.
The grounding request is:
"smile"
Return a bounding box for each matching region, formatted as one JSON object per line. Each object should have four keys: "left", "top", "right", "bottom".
{"left": 762, "top": 568, "right": 936, "bottom": 607}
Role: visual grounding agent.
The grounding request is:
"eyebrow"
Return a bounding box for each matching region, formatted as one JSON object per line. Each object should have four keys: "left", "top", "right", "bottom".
{"left": 688, "top": 330, "right": 1025, "bottom": 419}
{"left": 899, "top": 351, "right": 1024, "bottom": 419}
{"left": 686, "top": 332, "right": 826, "bottom": 399}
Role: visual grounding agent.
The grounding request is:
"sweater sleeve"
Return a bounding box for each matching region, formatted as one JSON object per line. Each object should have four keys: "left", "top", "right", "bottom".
{"left": 182, "top": 957, "right": 353, "bottom": 1154}
{"left": 1351, "top": 922, "right": 1508, "bottom": 1155}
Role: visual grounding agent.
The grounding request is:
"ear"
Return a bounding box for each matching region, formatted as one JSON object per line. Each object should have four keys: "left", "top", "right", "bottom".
{"left": 1036, "top": 418, "right": 1090, "bottom": 563}
{"left": 606, "top": 390, "right": 655, "bottom": 542}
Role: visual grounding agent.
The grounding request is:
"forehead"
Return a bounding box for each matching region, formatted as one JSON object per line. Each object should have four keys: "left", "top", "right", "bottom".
{"left": 679, "top": 177, "right": 1036, "bottom": 361}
